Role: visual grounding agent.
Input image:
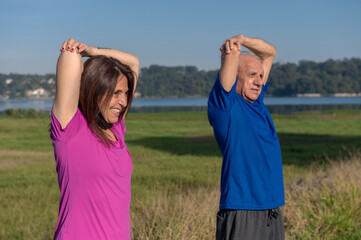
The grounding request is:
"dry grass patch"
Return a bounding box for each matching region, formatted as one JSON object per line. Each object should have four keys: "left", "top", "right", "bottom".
{"left": 131, "top": 151, "right": 361, "bottom": 240}
{"left": 283, "top": 150, "right": 361, "bottom": 239}
{"left": 131, "top": 186, "right": 219, "bottom": 240}
{"left": 0, "top": 150, "right": 52, "bottom": 168}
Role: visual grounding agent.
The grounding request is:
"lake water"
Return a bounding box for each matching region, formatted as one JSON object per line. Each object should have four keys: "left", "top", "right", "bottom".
{"left": 0, "top": 97, "right": 360, "bottom": 114}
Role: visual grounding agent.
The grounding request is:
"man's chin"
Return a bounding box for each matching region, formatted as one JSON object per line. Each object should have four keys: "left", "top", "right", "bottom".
{"left": 249, "top": 94, "right": 260, "bottom": 102}
{"left": 242, "top": 92, "right": 261, "bottom": 103}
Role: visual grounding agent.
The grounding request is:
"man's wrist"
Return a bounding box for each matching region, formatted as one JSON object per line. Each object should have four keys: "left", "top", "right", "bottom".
{"left": 240, "top": 35, "right": 248, "bottom": 45}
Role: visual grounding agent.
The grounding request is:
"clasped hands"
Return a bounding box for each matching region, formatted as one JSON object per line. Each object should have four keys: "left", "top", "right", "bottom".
{"left": 60, "top": 38, "right": 93, "bottom": 57}
{"left": 220, "top": 34, "right": 245, "bottom": 54}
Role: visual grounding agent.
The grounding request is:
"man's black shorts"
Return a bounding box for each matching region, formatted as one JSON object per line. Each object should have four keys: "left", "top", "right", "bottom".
{"left": 216, "top": 208, "right": 285, "bottom": 240}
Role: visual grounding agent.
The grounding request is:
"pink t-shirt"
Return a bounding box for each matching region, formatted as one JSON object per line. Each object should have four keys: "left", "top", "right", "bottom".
{"left": 50, "top": 109, "right": 132, "bottom": 240}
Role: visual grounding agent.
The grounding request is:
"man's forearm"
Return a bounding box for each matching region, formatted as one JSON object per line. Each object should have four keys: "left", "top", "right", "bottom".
{"left": 241, "top": 36, "right": 276, "bottom": 60}
{"left": 219, "top": 49, "right": 241, "bottom": 92}
{"left": 240, "top": 36, "right": 276, "bottom": 84}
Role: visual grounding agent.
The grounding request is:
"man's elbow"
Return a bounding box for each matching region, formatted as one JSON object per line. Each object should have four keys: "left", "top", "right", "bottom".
{"left": 270, "top": 45, "right": 277, "bottom": 57}
{"left": 262, "top": 45, "right": 276, "bottom": 61}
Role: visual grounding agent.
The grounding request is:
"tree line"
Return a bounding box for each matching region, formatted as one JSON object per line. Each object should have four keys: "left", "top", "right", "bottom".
{"left": 1, "top": 58, "right": 360, "bottom": 99}
{"left": 267, "top": 58, "right": 361, "bottom": 96}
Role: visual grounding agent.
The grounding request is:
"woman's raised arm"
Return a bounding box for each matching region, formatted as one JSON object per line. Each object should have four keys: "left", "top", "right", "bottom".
{"left": 76, "top": 43, "right": 140, "bottom": 118}
{"left": 53, "top": 38, "right": 140, "bottom": 127}
{"left": 53, "top": 38, "right": 83, "bottom": 128}
{"left": 78, "top": 45, "right": 140, "bottom": 88}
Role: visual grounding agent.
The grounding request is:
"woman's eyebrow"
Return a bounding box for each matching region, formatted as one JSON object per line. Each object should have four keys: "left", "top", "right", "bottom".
{"left": 114, "top": 89, "right": 129, "bottom": 93}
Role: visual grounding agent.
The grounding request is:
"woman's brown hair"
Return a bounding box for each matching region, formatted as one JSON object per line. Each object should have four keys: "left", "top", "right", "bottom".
{"left": 79, "top": 55, "right": 135, "bottom": 147}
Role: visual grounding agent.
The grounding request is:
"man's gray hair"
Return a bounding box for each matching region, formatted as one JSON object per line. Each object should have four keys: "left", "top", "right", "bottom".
{"left": 238, "top": 51, "right": 261, "bottom": 71}
{"left": 240, "top": 51, "right": 261, "bottom": 62}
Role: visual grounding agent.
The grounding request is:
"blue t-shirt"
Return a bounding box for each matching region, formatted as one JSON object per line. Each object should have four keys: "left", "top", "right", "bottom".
{"left": 208, "top": 74, "right": 284, "bottom": 210}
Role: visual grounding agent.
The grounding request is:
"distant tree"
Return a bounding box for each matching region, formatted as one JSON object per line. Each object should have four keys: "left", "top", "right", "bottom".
{"left": 1, "top": 58, "right": 360, "bottom": 98}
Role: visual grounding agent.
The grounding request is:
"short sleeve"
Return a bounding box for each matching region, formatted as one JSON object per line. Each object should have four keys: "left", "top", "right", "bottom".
{"left": 207, "top": 72, "right": 237, "bottom": 112}
{"left": 50, "top": 108, "right": 86, "bottom": 142}
{"left": 207, "top": 73, "right": 235, "bottom": 129}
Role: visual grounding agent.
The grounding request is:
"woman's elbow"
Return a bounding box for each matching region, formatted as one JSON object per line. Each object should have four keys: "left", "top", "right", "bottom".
{"left": 132, "top": 55, "right": 140, "bottom": 71}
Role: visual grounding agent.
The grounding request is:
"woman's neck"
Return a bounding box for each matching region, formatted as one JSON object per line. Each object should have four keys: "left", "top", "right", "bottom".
{"left": 103, "top": 129, "right": 117, "bottom": 142}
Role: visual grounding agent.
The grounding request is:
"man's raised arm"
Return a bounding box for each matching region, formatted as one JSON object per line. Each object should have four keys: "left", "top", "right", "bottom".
{"left": 220, "top": 35, "right": 276, "bottom": 86}
{"left": 219, "top": 37, "right": 242, "bottom": 92}
{"left": 239, "top": 35, "right": 276, "bottom": 84}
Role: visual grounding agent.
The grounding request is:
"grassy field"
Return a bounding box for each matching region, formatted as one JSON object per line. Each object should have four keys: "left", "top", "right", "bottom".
{"left": 0, "top": 109, "right": 360, "bottom": 239}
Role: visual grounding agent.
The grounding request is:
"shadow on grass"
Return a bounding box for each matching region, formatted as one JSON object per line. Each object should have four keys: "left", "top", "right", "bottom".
{"left": 128, "top": 133, "right": 361, "bottom": 167}
{"left": 128, "top": 136, "right": 220, "bottom": 157}
{"left": 278, "top": 133, "right": 361, "bottom": 167}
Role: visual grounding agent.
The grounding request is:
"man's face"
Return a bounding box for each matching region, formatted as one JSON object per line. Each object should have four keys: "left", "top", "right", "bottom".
{"left": 236, "top": 56, "right": 264, "bottom": 103}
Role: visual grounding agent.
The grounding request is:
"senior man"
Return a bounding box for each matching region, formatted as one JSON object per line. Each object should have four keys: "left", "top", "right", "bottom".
{"left": 208, "top": 34, "right": 285, "bottom": 240}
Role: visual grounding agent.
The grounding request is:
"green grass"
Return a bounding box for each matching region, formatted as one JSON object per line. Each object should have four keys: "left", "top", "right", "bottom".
{"left": 0, "top": 116, "right": 52, "bottom": 152}
{"left": 0, "top": 109, "right": 360, "bottom": 239}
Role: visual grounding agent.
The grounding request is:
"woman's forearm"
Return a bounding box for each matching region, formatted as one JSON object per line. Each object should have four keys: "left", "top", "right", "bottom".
{"left": 88, "top": 46, "right": 139, "bottom": 78}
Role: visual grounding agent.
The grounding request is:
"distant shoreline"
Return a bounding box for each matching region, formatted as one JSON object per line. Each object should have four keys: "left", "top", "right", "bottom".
{"left": 296, "top": 93, "right": 361, "bottom": 97}
{"left": 1, "top": 97, "right": 360, "bottom": 115}
{"left": 2, "top": 93, "right": 361, "bottom": 100}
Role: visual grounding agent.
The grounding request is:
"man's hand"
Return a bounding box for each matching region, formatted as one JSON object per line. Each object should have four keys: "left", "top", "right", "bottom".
{"left": 220, "top": 35, "right": 245, "bottom": 54}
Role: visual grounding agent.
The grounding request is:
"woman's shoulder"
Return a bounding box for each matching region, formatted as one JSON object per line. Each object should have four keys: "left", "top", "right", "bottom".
{"left": 50, "top": 108, "right": 88, "bottom": 142}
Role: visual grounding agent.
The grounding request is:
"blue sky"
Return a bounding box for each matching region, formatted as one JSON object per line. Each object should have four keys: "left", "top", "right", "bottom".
{"left": 0, "top": 0, "right": 360, "bottom": 74}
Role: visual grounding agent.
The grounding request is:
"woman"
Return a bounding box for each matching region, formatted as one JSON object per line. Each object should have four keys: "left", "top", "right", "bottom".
{"left": 50, "top": 38, "right": 139, "bottom": 239}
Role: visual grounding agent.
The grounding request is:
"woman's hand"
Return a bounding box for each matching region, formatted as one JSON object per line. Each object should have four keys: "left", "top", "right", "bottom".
{"left": 61, "top": 38, "right": 93, "bottom": 57}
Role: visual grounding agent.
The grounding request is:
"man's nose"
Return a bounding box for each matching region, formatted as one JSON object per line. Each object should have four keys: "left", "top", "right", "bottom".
{"left": 254, "top": 76, "right": 262, "bottom": 86}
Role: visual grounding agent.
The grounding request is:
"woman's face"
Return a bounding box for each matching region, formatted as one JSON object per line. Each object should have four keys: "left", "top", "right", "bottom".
{"left": 99, "top": 75, "right": 129, "bottom": 124}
